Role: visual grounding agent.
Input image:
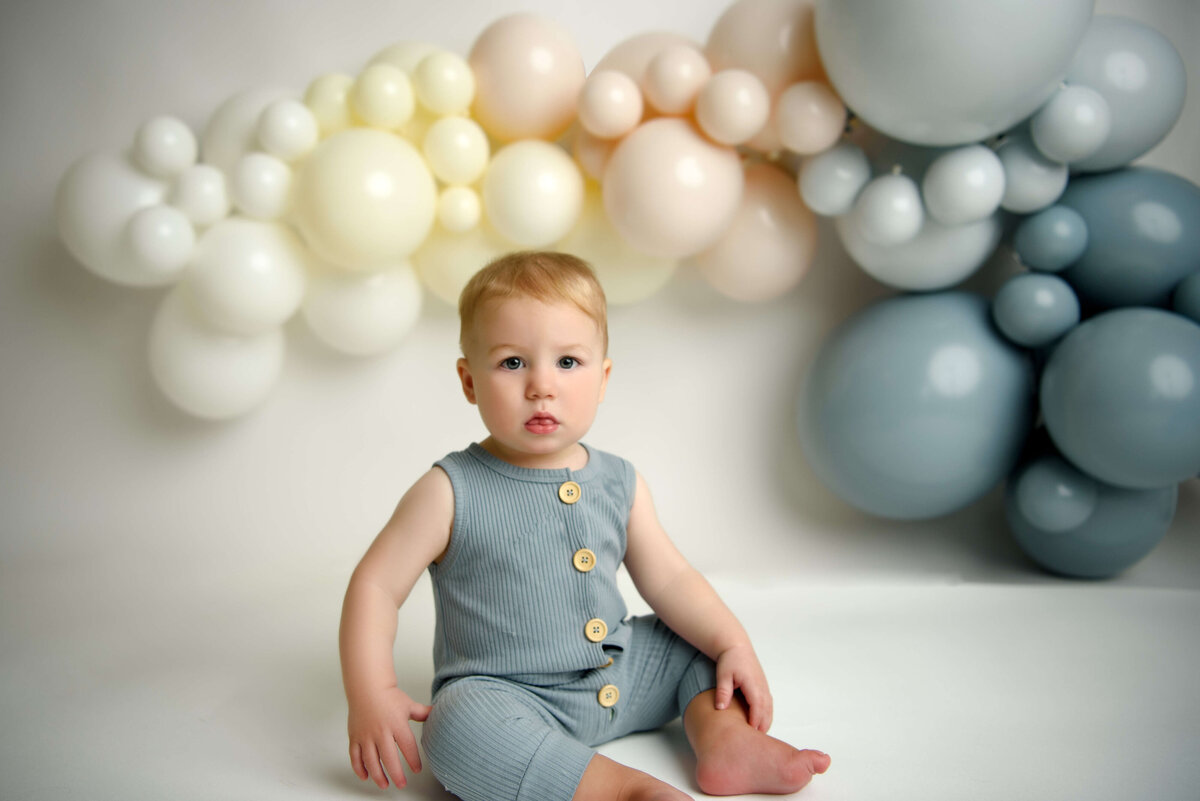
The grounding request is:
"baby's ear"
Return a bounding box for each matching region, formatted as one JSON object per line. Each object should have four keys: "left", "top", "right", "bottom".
{"left": 456, "top": 358, "right": 478, "bottom": 404}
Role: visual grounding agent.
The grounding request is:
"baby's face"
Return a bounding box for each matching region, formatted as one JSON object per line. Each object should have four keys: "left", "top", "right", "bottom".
{"left": 458, "top": 296, "right": 611, "bottom": 468}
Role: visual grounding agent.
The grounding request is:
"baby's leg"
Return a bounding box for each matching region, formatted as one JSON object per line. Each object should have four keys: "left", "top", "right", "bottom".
{"left": 572, "top": 754, "right": 692, "bottom": 801}
{"left": 683, "top": 690, "right": 830, "bottom": 796}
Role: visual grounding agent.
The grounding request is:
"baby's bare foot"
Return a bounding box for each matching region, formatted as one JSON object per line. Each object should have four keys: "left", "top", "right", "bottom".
{"left": 695, "top": 729, "right": 829, "bottom": 796}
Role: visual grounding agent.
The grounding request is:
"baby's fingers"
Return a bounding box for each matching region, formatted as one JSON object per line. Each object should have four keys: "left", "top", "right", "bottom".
{"left": 396, "top": 725, "right": 424, "bottom": 775}
{"left": 714, "top": 670, "right": 735, "bottom": 711}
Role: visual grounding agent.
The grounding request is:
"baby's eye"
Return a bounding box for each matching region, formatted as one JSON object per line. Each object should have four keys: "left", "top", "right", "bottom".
{"left": 500, "top": 357, "right": 524, "bottom": 370}
{"left": 558, "top": 357, "right": 579, "bottom": 370}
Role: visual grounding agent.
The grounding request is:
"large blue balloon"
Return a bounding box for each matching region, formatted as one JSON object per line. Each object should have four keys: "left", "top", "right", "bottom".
{"left": 1041, "top": 307, "right": 1200, "bottom": 489}
{"left": 799, "top": 292, "right": 1035, "bottom": 519}
{"left": 1058, "top": 167, "right": 1200, "bottom": 310}
{"left": 1006, "top": 453, "right": 1177, "bottom": 579}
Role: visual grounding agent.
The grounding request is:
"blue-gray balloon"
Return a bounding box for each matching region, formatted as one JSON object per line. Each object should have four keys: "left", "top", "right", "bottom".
{"left": 1040, "top": 307, "right": 1200, "bottom": 489}
{"left": 799, "top": 292, "right": 1035, "bottom": 519}
{"left": 1006, "top": 453, "right": 1177, "bottom": 579}
{"left": 1059, "top": 167, "right": 1200, "bottom": 310}
{"left": 992, "top": 273, "right": 1080, "bottom": 349}
{"left": 1173, "top": 273, "right": 1200, "bottom": 325}
{"left": 1012, "top": 204, "right": 1088, "bottom": 272}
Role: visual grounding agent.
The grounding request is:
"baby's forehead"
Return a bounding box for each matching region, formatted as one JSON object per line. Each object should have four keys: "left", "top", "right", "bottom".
{"left": 467, "top": 294, "right": 606, "bottom": 346}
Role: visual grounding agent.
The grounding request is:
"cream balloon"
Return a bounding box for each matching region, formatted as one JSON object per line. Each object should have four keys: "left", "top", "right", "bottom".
{"left": 304, "top": 74, "right": 355, "bottom": 138}
{"left": 774, "top": 81, "right": 846, "bottom": 155}
{"left": 302, "top": 262, "right": 423, "bottom": 356}
{"left": 437, "top": 186, "right": 482, "bottom": 233}
{"left": 201, "top": 87, "right": 291, "bottom": 175}
{"left": 413, "top": 50, "right": 475, "bottom": 116}
{"left": 368, "top": 41, "right": 440, "bottom": 74}
{"left": 350, "top": 63, "right": 415, "bottom": 129}
{"left": 149, "top": 287, "right": 285, "bottom": 420}
{"left": 469, "top": 14, "right": 585, "bottom": 142}
{"left": 126, "top": 204, "right": 196, "bottom": 277}
{"left": 293, "top": 128, "right": 437, "bottom": 271}
{"left": 578, "top": 70, "right": 644, "bottom": 140}
{"left": 642, "top": 45, "right": 712, "bottom": 115}
{"left": 257, "top": 98, "right": 319, "bottom": 162}
{"left": 602, "top": 118, "right": 744, "bottom": 259}
{"left": 183, "top": 217, "right": 310, "bottom": 336}
{"left": 557, "top": 182, "right": 677, "bottom": 305}
{"left": 169, "top": 164, "right": 229, "bottom": 228}
{"left": 482, "top": 140, "right": 584, "bottom": 247}
{"left": 133, "top": 116, "right": 197, "bottom": 178}
{"left": 690, "top": 162, "right": 817, "bottom": 302}
{"left": 229, "top": 153, "right": 292, "bottom": 220}
{"left": 695, "top": 70, "right": 770, "bottom": 146}
{"left": 835, "top": 212, "right": 1002, "bottom": 290}
{"left": 412, "top": 221, "right": 513, "bottom": 306}
{"left": 422, "top": 115, "right": 490, "bottom": 185}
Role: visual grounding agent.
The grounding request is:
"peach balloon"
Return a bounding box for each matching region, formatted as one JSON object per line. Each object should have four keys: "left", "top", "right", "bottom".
{"left": 643, "top": 44, "right": 712, "bottom": 115}
{"left": 602, "top": 117, "right": 744, "bottom": 259}
{"left": 469, "top": 14, "right": 585, "bottom": 142}
{"left": 775, "top": 81, "right": 846, "bottom": 155}
{"left": 695, "top": 70, "right": 770, "bottom": 146}
{"left": 578, "top": 70, "right": 643, "bottom": 140}
{"left": 705, "top": 0, "right": 822, "bottom": 96}
{"left": 690, "top": 162, "right": 817, "bottom": 302}
{"left": 571, "top": 127, "right": 618, "bottom": 181}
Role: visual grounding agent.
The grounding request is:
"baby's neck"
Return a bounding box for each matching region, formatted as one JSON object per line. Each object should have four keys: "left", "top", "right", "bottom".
{"left": 478, "top": 438, "right": 589, "bottom": 471}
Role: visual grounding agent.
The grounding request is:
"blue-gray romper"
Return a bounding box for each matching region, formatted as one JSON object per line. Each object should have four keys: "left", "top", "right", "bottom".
{"left": 421, "top": 443, "right": 716, "bottom": 801}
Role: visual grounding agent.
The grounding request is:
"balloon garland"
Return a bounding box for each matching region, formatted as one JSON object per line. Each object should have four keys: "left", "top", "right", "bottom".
{"left": 54, "top": 0, "right": 1198, "bottom": 577}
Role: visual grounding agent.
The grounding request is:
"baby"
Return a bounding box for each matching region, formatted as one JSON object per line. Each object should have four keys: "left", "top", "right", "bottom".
{"left": 339, "top": 251, "right": 830, "bottom": 800}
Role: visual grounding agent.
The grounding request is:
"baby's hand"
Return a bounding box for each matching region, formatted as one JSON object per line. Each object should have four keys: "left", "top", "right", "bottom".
{"left": 714, "top": 643, "right": 774, "bottom": 732}
{"left": 347, "top": 686, "right": 433, "bottom": 790}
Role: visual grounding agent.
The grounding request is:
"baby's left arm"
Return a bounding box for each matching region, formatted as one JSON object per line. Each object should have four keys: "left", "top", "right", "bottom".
{"left": 623, "top": 470, "right": 773, "bottom": 732}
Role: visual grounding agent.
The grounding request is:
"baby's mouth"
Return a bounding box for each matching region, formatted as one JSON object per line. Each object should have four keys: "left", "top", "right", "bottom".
{"left": 525, "top": 413, "right": 559, "bottom": 434}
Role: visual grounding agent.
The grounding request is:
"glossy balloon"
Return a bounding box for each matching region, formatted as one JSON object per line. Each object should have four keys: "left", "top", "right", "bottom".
{"left": 835, "top": 212, "right": 1002, "bottom": 291}
{"left": 848, "top": 173, "right": 923, "bottom": 246}
{"left": 303, "top": 73, "right": 355, "bottom": 138}
{"left": 257, "top": 98, "right": 319, "bottom": 162}
{"left": 694, "top": 69, "right": 771, "bottom": 146}
{"left": 350, "top": 63, "right": 415, "bottom": 129}
{"left": 413, "top": 50, "right": 475, "bottom": 116}
{"left": 1011, "top": 454, "right": 1099, "bottom": 533}
{"left": 578, "top": 70, "right": 644, "bottom": 140}
{"left": 436, "top": 186, "right": 482, "bottom": 233}
{"left": 1041, "top": 308, "right": 1200, "bottom": 489}
{"left": 229, "top": 153, "right": 291, "bottom": 220}
{"left": 412, "top": 221, "right": 513, "bottom": 307}
{"left": 991, "top": 272, "right": 1080, "bottom": 348}
{"left": 133, "top": 116, "right": 197, "bottom": 179}
{"left": 996, "top": 129, "right": 1068, "bottom": 214}
{"left": 774, "top": 81, "right": 846, "bottom": 156}
{"left": 800, "top": 292, "right": 1035, "bottom": 519}
{"left": 921, "top": 145, "right": 1005, "bottom": 226}
{"left": 422, "top": 115, "right": 490, "bottom": 186}
{"left": 201, "top": 87, "right": 290, "bottom": 175}
{"left": 1012, "top": 204, "right": 1088, "bottom": 273}
{"left": 126, "top": 204, "right": 195, "bottom": 277}
{"left": 1173, "top": 273, "right": 1200, "bottom": 325}
{"left": 1058, "top": 167, "right": 1200, "bottom": 310}
{"left": 1029, "top": 84, "right": 1111, "bottom": 164}
{"left": 798, "top": 140, "right": 870, "bottom": 216}
{"left": 642, "top": 45, "right": 711, "bottom": 115}
{"left": 169, "top": 164, "right": 229, "bottom": 228}
{"left": 482, "top": 140, "right": 584, "bottom": 247}
{"left": 303, "top": 262, "right": 423, "bottom": 356}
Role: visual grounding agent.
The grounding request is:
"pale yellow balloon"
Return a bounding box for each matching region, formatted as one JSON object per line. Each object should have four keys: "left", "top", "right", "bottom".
{"left": 602, "top": 117, "right": 744, "bottom": 259}
{"left": 368, "top": 41, "right": 439, "bottom": 74}
{"left": 468, "top": 13, "right": 585, "bottom": 141}
{"left": 351, "top": 63, "right": 415, "bottom": 129}
{"left": 643, "top": 45, "right": 712, "bottom": 115}
{"left": 557, "top": 182, "right": 677, "bottom": 305}
{"left": 695, "top": 69, "right": 770, "bottom": 146}
{"left": 689, "top": 161, "right": 817, "bottom": 302}
{"left": 293, "top": 128, "right": 437, "bottom": 271}
{"left": 413, "top": 50, "right": 476, "bottom": 116}
{"left": 482, "top": 140, "right": 584, "bottom": 247}
{"left": 422, "top": 115, "right": 490, "bottom": 185}
{"left": 594, "top": 31, "right": 701, "bottom": 84}
{"left": 412, "top": 220, "right": 513, "bottom": 306}
{"left": 304, "top": 73, "right": 355, "bottom": 138}
{"left": 774, "top": 80, "right": 846, "bottom": 155}
{"left": 578, "top": 70, "right": 643, "bottom": 140}
{"left": 571, "top": 126, "right": 618, "bottom": 181}
{"left": 437, "top": 186, "right": 482, "bottom": 233}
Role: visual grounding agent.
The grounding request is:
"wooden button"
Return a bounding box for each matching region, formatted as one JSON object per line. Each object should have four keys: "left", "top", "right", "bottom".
{"left": 558, "top": 481, "right": 581, "bottom": 504}
{"left": 598, "top": 684, "right": 619, "bottom": 708}
{"left": 584, "top": 618, "right": 608, "bottom": 642}
{"left": 573, "top": 548, "right": 597, "bottom": 573}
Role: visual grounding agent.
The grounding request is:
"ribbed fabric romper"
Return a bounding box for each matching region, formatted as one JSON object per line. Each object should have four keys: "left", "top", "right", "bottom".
{"left": 420, "top": 442, "right": 716, "bottom": 801}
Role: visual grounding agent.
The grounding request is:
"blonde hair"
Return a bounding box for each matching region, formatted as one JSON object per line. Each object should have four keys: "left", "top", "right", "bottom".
{"left": 458, "top": 251, "right": 609, "bottom": 353}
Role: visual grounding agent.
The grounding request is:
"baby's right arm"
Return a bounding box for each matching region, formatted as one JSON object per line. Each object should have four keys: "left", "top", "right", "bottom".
{"left": 338, "top": 467, "right": 453, "bottom": 790}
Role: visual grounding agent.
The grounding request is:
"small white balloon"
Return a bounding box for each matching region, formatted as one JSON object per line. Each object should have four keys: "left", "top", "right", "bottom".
{"left": 482, "top": 140, "right": 584, "bottom": 247}
{"left": 437, "top": 186, "right": 482, "bottom": 233}
{"left": 798, "top": 139, "right": 871, "bottom": 216}
{"left": 350, "top": 63, "right": 415, "bottom": 129}
{"left": 257, "top": 98, "right": 319, "bottom": 162}
{"left": 413, "top": 50, "right": 476, "bottom": 115}
{"left": 149, "top": 287, "right": 286, "bottom": 420}
{"left": 422, "top": 115, "right": 490, "bottom": 185}
{"left": 133, "top": 116, "right": 198, "bottom": 178}
{"left": 125, "top": 204, "right": 196, "bottom": 279}
{"left": 168, "top": 164, "right": 230, "bottom": 227}
{"left": 184, "top": 217, "right": 310, "bottom": 335}
{"left": 921, "top": 144, "right": 1006, "bottom": 226}
{"left": 996, "top": 130, "right": 1069, "bottom": 213}
{"left": 1030, "top": 84, "right": 1112, "bottom": 164}
{"left": 201, "top": 87, "right": 291, "bottom": 175}
{"left": 230, "top": 152, "right": 292, "bottom": 220}
{"left": 694, "top": 69, "right": 770, "bottom": 146}
{"left": 578, "top": 70, "right": 644, "bottom": 140}
{"left": 642, "top": 45, "right": 711, "bottom": 115}
{"left": 850, "top": 173, "right": 924, "bottom": 246}
{"left": 836, "top": 212, "right": 1003, "bottom": 291}
{"left": 303, "top": 262, "right": 423, "bottom": 356}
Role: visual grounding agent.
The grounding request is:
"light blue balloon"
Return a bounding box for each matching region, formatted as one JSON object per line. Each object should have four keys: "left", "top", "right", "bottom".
{"left": 1006, "top": 453, "right": 1177, "bottom": 579}
{"left": 1059, "top": 167, "right": 1200, "bottom": 310}
{"left": 1012, "top": 204, "right": 1088, "bottom": 272}
{"left": 799, "top": 292, "right": 1035, "bottom": 519}
{"left": 1173, "top": 273, "right": 1200, "bottom": 325}
{"left": 799, "top": 140, "right": 871, "bottom": 217}
{"left": 1040, "top": 308, "right": 1200, "bottom": 489}
{"left": 992, "top": 273, "right": 1080, "bottom": 349}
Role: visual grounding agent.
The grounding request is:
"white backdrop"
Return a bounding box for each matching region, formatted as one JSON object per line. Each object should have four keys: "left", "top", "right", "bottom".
{"left": 2, "top": 2, "right": 1198, "bottom": 800}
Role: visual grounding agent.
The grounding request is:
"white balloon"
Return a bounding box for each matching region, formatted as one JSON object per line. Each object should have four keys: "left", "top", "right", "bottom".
{"left": 422, "top": 115, "right": 490, "bottom": 186}
{"left": 482, "top": 140, "right": 583, "bottom": 247}
{"left": 798, "top": 140, "right": 871, "bottom": 216}
{"left": 125, "top": 204, "right": 196, "bottom": 278}
{"left": 133, "top": 116, "right": 198, "bottom": 178}
{"left": 201, "top": 87, "right": 292, "bottom": 175}
{"left": 184, "top": 217, "right": 310, "bottom": 335}
{"left": 850, "top": 173, "right": 924, "bottom": 246}
{"left": 149, "top": 287, "right": 285, "bottom": 420}
{"left": 1030, "top": 84, "right": 1112, "bottom": 164}
{"left": 169, "top": 164, "right": 230, "bottom": 227}
{"left": 437, "top": 186, "right": 482, "bottom": 233}
{"left": 996, "top": 130, "right": 1068, "bottom": 213}
{"left": 835, "top": 212, "right": 1003, "bottom": 290}
{"left": 229, "top": 153, "right": 292, "bottom": 220}
{"left": 257, "top": 98, "right": 319, "bottom": 162}
{"left": 921, "top": 145, "right": 1006, "bottom": 226}
{"left": 303, "top": 262, "right": 423, "bottom": 356}
{"left": 412, "top": 221, "right": 513, "bottom": 306}
{"left": 55, "top": 151, "right": 173, "bottom": 286}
